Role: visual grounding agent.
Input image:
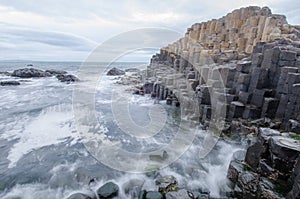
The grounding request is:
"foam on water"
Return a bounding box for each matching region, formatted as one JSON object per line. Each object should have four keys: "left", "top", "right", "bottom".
{"left": 4, "top": 105, "right": 80, "bottom": 168}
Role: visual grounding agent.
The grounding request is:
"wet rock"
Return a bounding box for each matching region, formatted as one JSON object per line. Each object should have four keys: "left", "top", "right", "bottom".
{"left": 233, "top": 150, "right": 246, "bottom": 161}
{"left": 122, "top": 178, "right": 145, "bottom": 198}
{"left": 0, "top": 71, "right": 11, "bottom": 76}
{"left": 11, "top": 68, "right": 50, "bottom": 78}
{"left": 149, "top": 151, "right": 168, "bottom": 162}
{"left": 97, "top": 182, "right": 119, "bottom": 199}
{"left": 269, "top": 136, "right": 300, "bottom": 176}
{"left": 257, "top": 177, "right": 281, "bottom": 199}
{"left": 269, "top": 136, "right": 300, "bottom": 161}
{"left": 107, "top": 67, "right": 125, "bottom": 76}
{"left": 259, "top": 160, "right": 274, "bottom": 177}
{"left": 56, "top": 74, "right": 79, "bottom": 83}
{"left": 165, "top": 189, "right": 194, "bottom": 199}
{"left": 287, "top": 156, "right": 300, "bottom": 199}
{"left": 125, "top": 68, "right": 140, "bottom": 73}
{"left": 166, "top": 96, "right": 172, "bottom": 105}
{"left": 67, "top": 192, "right": 95, "bottom": 199}
{"left": 245, "top": 141, "right": 263, "bottom": 169}
{"left": 0, "top": 81, "right": 20, "bottom": 86}
{"left": 227, "top": 160, "right": 245, "bottom": 184}
{"left": 45, "top": 69, "right": 67, "bottom": 75}
{"left": 155, "top": 175, "right": 178, "bottom": 195}
{"left": 145, "top": 191, "right": 163, "bottom": 199}
{"left": 236, "top": 171, "right": 259, "bottom": 198}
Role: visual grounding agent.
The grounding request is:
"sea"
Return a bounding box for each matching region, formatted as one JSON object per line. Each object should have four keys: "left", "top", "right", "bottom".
{"left": 0, "top": 62, "right": 245, "bottom": 198}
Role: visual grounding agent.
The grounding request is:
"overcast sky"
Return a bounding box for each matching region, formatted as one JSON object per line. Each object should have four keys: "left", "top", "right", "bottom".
{"left": 0, "top": 0, "right": 299, "bottom": 62}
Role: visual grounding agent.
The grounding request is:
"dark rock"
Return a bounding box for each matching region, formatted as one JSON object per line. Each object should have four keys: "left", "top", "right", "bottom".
{"left": 227, "top": 160, "right": 245, "bottom": 184}
{"left": 287, "top": 156, "right": 300, "bottom": 199}
{"left": 145, "top": 191, "right": 163, "bottom": 199}
{"left": 245, "top": 141, "right": 263, "bottom": 169}
{"left": 125, "top": 68, "right": 140, "bottom": 72}
{"left": 11, "top": 68, "right": 50, "bottom": 78}
{"left": 97, "top": 182, "right": 119, "bottom": 199}
{"left": 45, "top": 69, "right": 68, "bottom": 75}
{"left": 0, "top": 81, "right": 20, "bottom": 86}
{"left": 269, "top": 136, "right": 300, "bottom": 161}
{"left": 229, "top": 101, "right": 245, "bottom": 118}
{"left": 280, "top": 50, "right": 297, "bottom": 61}
{"left": 107, "top": 67, "right": 125, "bottom": 76}
{"left": 56, "top": 74, "right": 79, "bottom": 83}
{"left": 257, "top": 177, "right": 281, "bottom": 199}
{"left": 166, "top": 96, "right": 172, "bottom": 105}
{"left": 236, "top": 171, "right": 259, "bottom": 198}
{"left": 259, "top": 160, "right": 274, "bottom": 177}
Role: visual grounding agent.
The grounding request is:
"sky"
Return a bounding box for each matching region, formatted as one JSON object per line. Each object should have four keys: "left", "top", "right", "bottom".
{"left": 0, "top": 0, "right": 299, "bottom": 62}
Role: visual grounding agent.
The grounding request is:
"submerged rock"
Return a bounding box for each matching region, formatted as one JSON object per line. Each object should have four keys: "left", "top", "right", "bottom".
{"left": 0, "top": 81, "right": 20, "bottom": 86}
{"left": 11, "top": 68, "right": 50, "bottom": 78}
{"left": 149, "top": 151, "right": 168, "bottom": 162}
{"left": 0, "top": 71, "right": 11, "bottom": 76}
{"left": 145, "top": 191, "right": 163, "bottom": 199}
{"left": 122, "top": 178, "right": 145, "bottom": 198}
{"left": 107, "top": 67, "right": 125, "bottom": 76}
{"left": 56, "top": 74, "right": 79, "bottom": 83}
{"left": 97, "top": 182, "right": 119, "bottom": 199}
{"left": 67, "top": 192, "right": 95, "bottom": 199}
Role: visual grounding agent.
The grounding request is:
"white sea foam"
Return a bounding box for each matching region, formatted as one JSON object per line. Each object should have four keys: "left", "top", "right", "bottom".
{"left": 4, "top": 105, "right": 80, "bottom": 168}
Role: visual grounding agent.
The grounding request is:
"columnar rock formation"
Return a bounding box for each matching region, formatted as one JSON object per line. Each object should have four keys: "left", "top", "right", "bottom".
{"left": 145, "top": 6, "right": 300, "bottom": 132}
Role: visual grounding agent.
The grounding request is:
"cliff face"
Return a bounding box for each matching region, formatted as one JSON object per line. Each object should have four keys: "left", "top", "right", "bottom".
{"left": 145, "top": 6, "right": 300, "bottom": 198}
{"left": 162, "top": 6, "right": 300, "bottom": 62}
{"left": 146, "top": 6, "right": 300, "bottom": 132}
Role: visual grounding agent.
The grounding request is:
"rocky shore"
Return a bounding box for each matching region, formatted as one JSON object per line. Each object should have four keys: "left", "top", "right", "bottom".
{"left": 0, "top": 67, "right": 79, "bottom": 85}
{"left": 138, "top": 6, "right": 300, "bottom": 199}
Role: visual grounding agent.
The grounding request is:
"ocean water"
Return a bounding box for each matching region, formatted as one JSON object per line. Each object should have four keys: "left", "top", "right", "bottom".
{"left": 0, "top": 62, "right": 244, "bottom": 198}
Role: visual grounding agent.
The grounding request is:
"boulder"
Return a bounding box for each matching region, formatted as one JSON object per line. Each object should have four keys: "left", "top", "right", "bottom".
{"left": 11, "top": 68, "right": 50, "bottom": 78}
{"left": 0, "top": 81, "right": 20, "bottom": 86}
{"left": 107, "top": 67, "right": 125, "bottom": 76}
{"left": 97, "top": 182, "right": 119, "bottom": 199}
{"left": 56, "top": 74, "right": 79, "bottom": 83}
{"left": 245, "top": 142, "right": 263, "bottom": 169}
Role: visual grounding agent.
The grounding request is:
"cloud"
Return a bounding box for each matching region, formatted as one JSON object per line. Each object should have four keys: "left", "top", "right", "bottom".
{"left": 0, "top": 0, "right": 299, "bottom": 61}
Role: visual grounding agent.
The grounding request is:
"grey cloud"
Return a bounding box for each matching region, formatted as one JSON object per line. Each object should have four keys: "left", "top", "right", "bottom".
{"left": 0, "top": 25, "right": 97, "bottom": 51}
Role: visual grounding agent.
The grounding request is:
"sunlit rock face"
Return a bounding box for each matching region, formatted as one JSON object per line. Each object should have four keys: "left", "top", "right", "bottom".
{"left": 145, "top": 6, "right": 300, "bottom": 132}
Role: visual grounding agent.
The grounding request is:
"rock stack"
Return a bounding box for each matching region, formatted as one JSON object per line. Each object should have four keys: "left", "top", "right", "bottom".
{"left": 145, "top": 6, "right": 300, "bottom": 132}
{"left": 144, "top": 6, "right": 300, "bottom": 198}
